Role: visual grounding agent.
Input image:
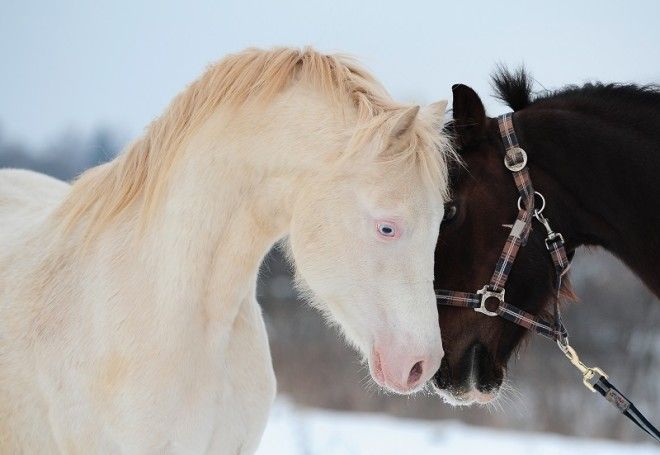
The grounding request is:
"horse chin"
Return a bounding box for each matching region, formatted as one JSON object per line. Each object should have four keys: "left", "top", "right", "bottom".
{"left": 432, "top": 384, "right": 500, "bottom": 407}
{"left": 431, "top": 358, "right": 504, "bottom": 406}
{"left": 431, "top": 342, "right": 506, "bottom": 406}
{"left": 372, "top": 377, "right": 430, "bottom": 396}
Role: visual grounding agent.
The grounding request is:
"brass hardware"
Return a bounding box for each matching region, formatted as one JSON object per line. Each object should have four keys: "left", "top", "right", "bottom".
{"left": 557, "top": 340, "right": 608, "bottom": 392}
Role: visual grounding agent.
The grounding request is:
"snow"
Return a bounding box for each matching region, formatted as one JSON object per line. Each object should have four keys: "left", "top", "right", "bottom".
{"left": 257, "top": 400, "right": 659, "bottom": 455}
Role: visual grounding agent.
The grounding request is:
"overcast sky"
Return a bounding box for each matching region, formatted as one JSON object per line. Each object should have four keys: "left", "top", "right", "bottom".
{"left": 2, "top": 0, "right": 659, "bottom": 150}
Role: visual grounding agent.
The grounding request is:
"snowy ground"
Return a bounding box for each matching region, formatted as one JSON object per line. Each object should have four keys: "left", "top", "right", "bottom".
{"left": 257, "top": 400, "right": 659, "bottom": 455}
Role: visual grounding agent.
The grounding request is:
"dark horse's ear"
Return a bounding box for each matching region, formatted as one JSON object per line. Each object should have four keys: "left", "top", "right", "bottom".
{"left": 451, "top": 84, "right": 487, "bottom": 150}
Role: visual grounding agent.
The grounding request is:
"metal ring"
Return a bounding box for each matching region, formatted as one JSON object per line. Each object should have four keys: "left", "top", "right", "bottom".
{"left": 517, "top": 191, "right": 546, "bottom": 215}
{"left": 475, "top": 286, "right": 505, "bottom": 317}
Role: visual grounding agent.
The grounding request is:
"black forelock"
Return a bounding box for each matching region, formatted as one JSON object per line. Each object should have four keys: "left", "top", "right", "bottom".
{"left": 491, "top": 65, "right": 534, "bottom": 111}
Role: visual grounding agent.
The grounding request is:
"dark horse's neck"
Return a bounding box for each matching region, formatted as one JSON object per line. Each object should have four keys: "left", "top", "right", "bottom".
{"left": 514, "top": 91, "right": 660, "bottom": 295}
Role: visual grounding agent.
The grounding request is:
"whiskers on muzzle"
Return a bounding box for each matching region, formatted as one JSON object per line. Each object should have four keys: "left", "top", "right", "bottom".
{"left": 432, "top": 342, "right": 514, "bottom": 407}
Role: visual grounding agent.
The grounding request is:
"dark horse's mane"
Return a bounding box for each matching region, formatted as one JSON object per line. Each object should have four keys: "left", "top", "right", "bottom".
{"left": 491, "top": 66, "right": 660, "bottom": 112}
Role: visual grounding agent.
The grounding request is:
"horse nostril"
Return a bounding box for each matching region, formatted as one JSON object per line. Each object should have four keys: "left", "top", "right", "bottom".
{"left": 407, "top": 361, "right": 424, "bottom": 386}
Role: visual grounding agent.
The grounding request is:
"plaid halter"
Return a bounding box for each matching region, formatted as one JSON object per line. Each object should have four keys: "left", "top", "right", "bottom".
{"left": 436, "top": 113, "right": 569, "bottom": 341}
{"left": 435, "top": 113, "right": 660, "bottom": 443}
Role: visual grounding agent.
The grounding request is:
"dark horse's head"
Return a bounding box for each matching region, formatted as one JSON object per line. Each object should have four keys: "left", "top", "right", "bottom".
{"left": 432, "top": 70, "right": 577, "bottom": 405}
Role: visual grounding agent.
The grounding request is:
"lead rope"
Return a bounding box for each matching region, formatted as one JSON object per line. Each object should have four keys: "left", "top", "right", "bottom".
{"left": 538, "top": 208, "right": 660, "bottom": 443}
{"left": 436, "top": 112, "right": 659, "bottom": 442}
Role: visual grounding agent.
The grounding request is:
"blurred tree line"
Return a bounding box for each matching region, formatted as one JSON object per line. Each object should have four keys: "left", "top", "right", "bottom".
{"left": 1, "top": 126, "right": 657, "bottom": 442}
{"left": 0, "top": 126, "right": 121, "bottom": 181}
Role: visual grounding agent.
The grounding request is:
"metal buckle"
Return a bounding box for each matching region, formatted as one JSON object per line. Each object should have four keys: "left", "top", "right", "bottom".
{"left": 504, "top": 147, "right": 527, "bottom": 172}
{"left": 583, "top": 367, "right": 609, "bottom": 392}
{"left": 544, "top": 232, "right": 565, "bottom": 249}
{"left": 475, "top": 286, "right": 505, "bottom": 316}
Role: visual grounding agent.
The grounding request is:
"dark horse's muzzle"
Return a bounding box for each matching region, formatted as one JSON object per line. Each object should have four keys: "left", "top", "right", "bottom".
{"left": 432, "top": 342, "right": 504, "bottom": 404}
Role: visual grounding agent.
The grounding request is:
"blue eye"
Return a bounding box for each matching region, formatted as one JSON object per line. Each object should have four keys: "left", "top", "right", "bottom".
{"left": 377, "top": 222, "right": 397, "bottom": 237}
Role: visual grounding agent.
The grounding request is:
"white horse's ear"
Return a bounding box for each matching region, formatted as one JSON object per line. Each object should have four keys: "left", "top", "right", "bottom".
{"left": 426, "top": 100, "right": 448, "bottom": 126}
{"left": 390, "top": 105, "right": 420, "bottom": 139}
{"left": 378, "top": 105, "right": 419, "bottom": 159}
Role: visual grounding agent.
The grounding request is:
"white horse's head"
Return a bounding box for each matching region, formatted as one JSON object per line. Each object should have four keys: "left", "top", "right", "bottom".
{"left": 288, "top": 103, "right": 450, "bottom": 394}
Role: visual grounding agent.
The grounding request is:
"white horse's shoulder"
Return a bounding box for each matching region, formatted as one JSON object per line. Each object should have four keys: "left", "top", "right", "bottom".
{"left": 0, "top": 169, "right": 70, "bottom": 453}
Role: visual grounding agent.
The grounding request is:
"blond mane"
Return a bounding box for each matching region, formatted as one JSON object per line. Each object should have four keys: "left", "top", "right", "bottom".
{"left": 56, "top": 47, "right": 452, "bottom": 239}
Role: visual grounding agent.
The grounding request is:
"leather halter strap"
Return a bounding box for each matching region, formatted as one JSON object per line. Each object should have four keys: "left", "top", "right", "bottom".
{"left": 435, "top": 112, "right": 569, "bottom": 341}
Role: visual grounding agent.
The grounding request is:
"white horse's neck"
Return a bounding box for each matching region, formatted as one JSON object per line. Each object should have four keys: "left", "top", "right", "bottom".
{"left": 106, "top": 86, "right": 351, "bottom": 340}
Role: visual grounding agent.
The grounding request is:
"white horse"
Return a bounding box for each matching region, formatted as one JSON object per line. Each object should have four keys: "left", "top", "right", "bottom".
{"left": 0, "top": 48, "right": 453, "bottom": 453}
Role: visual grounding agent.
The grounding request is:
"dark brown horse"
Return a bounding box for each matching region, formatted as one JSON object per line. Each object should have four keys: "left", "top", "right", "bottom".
{"left": 432, "top": 69, "right": 660, "bottom": 405}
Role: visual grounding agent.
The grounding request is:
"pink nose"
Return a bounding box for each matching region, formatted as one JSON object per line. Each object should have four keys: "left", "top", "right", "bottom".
{"left": 371, "top": 348, "right": 432, "bottom": 393}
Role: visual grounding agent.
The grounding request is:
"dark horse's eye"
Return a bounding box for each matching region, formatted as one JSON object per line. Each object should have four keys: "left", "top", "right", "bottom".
{"left": 444, "top": 203, "right": 458, "bottom": 222}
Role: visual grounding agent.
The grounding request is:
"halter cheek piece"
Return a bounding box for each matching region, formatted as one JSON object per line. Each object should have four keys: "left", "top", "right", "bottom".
{"left": 436, "top": 113, "right": 569, "bottom": 340}
{"left": 436, "top": 113, "right": 659, "bottom": 443}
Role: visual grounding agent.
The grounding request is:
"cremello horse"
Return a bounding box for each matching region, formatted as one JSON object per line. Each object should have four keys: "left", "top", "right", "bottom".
{"left": 0, "top": 48, "right": 453, "bottom": 453}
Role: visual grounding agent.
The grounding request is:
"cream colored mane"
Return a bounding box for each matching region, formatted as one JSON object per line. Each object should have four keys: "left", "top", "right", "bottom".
{"left": 0, "top": 47, "right": 454, "bottom": 452}
{"left": 56, "top": 47, "right": 452, "bottom": 239}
